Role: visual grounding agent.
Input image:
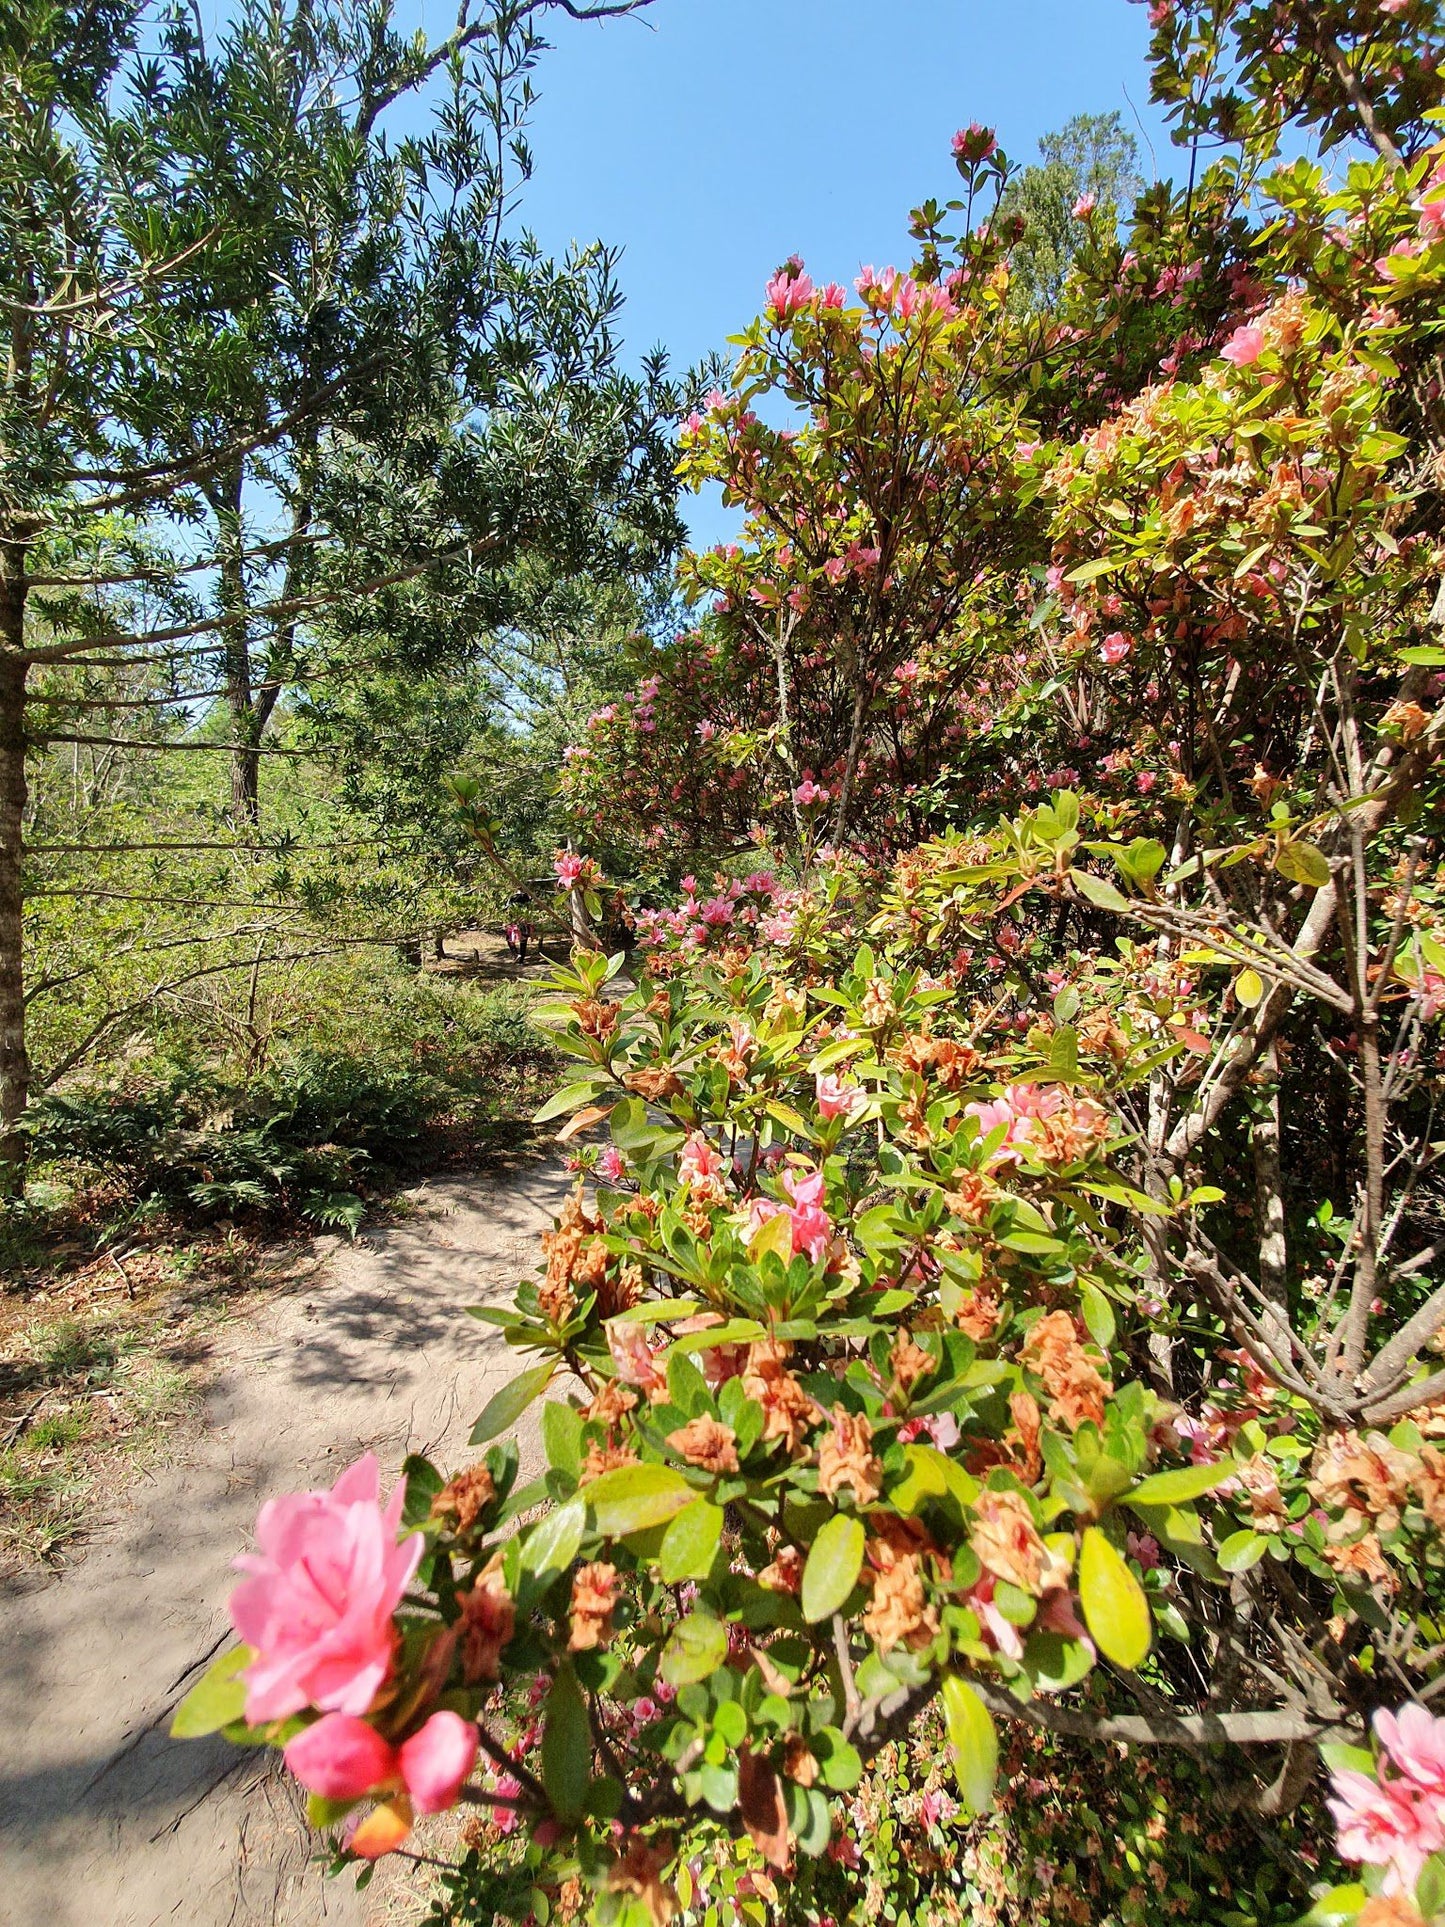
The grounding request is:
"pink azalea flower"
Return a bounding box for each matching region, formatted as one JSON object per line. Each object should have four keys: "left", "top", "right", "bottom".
{"left": 898, "top": 1411, "right": 961, "bottom": 1449}
{"left": 283, "top": 1708, "right": 478, "bottom": 1826}
{"left": 1099, "top": 632, "right": 1132, "bottom": 665}
{"left": 1375, "top": 1705, "right": 1445, "bottom": 1801}
{"left": 1328, "top": 1766, "right": 1442, "bottom": 1893}
{"left": 750, "top": 1168, "right": 832, "bottom": 1262}
{"left": 283, "top": 1713, "right": 397, "bottom": 1800}
{"left": 607, "top": 1319, "right": 668, "bottom": 1399}
{"left": 1221, "top": 324, "right": 1265, "bottom": 368}
{"left": 553, "top": 851, "right": 584, "bottom": 888}
{"left": 679, "top": 1132, "right": 728, "bottom": 1189}
{"left": 951, "top": 123, "right": 997, "bottom": 163}
{"left": 229, "top": 1453, "right": 422, "bottom": 1724}
{"left": 794, "top": 777, "right": 831, "bottom": 809}
{"left": 596, "top": 1145, "right": 627, "bottom": 1185}
{"left": 491, "top": 1770, "right": 524, "bottom": 1835}
{"left": 766, "top": 268, "right": 814, "bottom": 319}
{"left": 1072, "top": 193, "right": 1097, "bottom": 219}
{"left": 815, "top": 1071, "right": 866, "bottom": 1121}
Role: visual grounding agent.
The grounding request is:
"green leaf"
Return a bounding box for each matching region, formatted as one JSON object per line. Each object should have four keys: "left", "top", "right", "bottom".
{"left": 170, "top": 1645, "right": 253, "bottom": 1738}
{"left": 1072, "top": 869, "right": 1131, "bottom": 913}
{"left": 801, "top": 1514, "right": 866, "bottom": 1624}
{"left": 522, "top": 1496, "right": 586, "bottom": 1576}
{"left": 1080, "top": 1282, "right": 1116, "bottom": 1350}
{"left": 1079, "top": 1526, "right": 1151, "bottom": 1669}
{"left": 1297, "top": 1884, "right": 1367, "bottom": 1923}
{"left": 534, "top": 1079, "right": 610, "bottom": 1123}
{"left": 1065, "top": 556, "right": 1122, "bottom": 584}
{"left": 542, "top": 1400, "right": 584, "bottom": 1478}
{"left": 941, "top": 1675, "right": 998, "bottom": 1816}
{"left": 1128, "top": 1460, "right": 1236, "bottom": 1507}
{"left": 658, "top": 1499, "right": 724, "bottom": 1583}
{"left": 660, "top": 1611, "right": 729, "bottom": 1687}
{"left": 470, "top": 1362, "right": 555, "bottom": 1445}
{"left": 585, "top": 1463, "right": 695, "bottom": 1538}
{"left": 542, "top": 1663, "right": 592, "bottom": 1822}
{"left": 1274, "top": 840, "right": 1332, "bottom": 890}
{"left": 1217, "top": 1529, "right": 1269, "bottom": 1574}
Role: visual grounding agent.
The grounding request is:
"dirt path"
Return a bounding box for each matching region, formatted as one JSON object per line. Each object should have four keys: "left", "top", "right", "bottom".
{"left": 0, "top": 1154, "right": 570, "bottom": 1927}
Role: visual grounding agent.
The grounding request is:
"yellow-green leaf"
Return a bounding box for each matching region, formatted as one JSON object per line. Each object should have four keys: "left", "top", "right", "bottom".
{"left": 801, "top": 1514, "right": 865, "bottom": 1624}
{"left": 941, "top": 1675, "right": 998, "bottom": 1816}
{"left": 585, "top": 1463, "right": 695, "bottom": 1538}
{"left": 1079, "top": 1526, "right": 1152, "bottom": 1669}
{"left": 659, "top": 1499, "right": 724, "bottom": 1583}
{"left": 170, "top": 1644, "right": 253, "bottom": 1738}
{"left": 1128, "top": 1460, "right": 1236, "bottom": 1507}
{"left": 748, "top": 1210, "right": 795, "bottom": 1267}
{"left": 542, "top": 1662, "right": 591, "bottom": 1821}
{"left": 470, "top": 1362, "right": 555, "bottom": 1445}
{"left": 1235, "top": 968, "right": 1264, "bottom": 1009}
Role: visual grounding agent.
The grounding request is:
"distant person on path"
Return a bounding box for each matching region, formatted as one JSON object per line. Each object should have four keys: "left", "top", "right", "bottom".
{"left": 506, "top": 892, "right": 534, "bottom": 966}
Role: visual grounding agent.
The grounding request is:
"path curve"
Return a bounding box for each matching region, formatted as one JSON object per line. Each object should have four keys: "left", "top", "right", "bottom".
{"left": 0, "top": 1155, "right": 569, "bottom": 1927}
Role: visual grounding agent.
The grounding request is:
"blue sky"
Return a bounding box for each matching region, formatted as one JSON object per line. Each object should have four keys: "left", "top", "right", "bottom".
{"left": 473, "top": 0, "right": 1173, "bottom": 542}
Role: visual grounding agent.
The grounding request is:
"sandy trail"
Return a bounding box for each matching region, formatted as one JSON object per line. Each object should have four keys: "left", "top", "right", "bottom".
{"left": 0, "top": 1154, "right": 568, "bottom": 1927}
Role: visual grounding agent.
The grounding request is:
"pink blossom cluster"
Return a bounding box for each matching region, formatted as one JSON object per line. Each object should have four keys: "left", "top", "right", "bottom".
{"left": 1329, "top": 1705, "right": 1445, "bottom": 1897}
{"left": 227, "top": 1454, "right": 478, "bottom": 1856}
{"left": 553, "top": 850, "right": 601, "bottom": 891}
{"left": 632, "top": 870, "right": 790, "bottom": 958}
{"left": 747, "top": 1166, "right": 833, "bottom": 1262}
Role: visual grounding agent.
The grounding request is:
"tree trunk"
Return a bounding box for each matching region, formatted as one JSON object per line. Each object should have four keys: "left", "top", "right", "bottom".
{"left": 208, "top": 467, "right": 261, "bottom": 821}
{"left": 0, "top": 550, "right": 30, "bottom": 1192}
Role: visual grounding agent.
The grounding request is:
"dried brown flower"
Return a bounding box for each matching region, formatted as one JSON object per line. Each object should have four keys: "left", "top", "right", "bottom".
{"left": 569, "top": 1561, "right": 619, "bottom": 1651}
{"left": 431, "top": 1461, "right": 496, "bottom": 1534}
{"left": 667, "top": 1415, "right": 741, "bottom": 1475}
{"left": 816, "top": 1405, "right": 883, "bottom": 1507}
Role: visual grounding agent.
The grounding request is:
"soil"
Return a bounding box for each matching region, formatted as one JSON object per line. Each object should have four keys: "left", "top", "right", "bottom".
{"left": 0, "top": 1151, "right": 570, "bottom": 1927}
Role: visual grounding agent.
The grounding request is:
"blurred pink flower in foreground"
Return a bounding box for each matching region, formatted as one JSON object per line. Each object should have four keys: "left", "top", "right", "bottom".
{"left": 229, "top": 1453, "right": 421, "bottom": 1724}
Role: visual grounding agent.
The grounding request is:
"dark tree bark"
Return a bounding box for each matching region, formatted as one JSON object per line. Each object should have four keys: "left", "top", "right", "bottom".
{"left": 0, "top": 543, "right": 30, "bottom": 1190}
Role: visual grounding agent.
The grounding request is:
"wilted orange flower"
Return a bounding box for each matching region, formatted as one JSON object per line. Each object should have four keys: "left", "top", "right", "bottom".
{"left": 581, "top": 1439, "right": 638, "bottom": 1483}
{"left": 742, "top": 1341, "right": 817, "bottom": 1454}
{"left": 890, "top": 1332, "right": 934, "bottom": 1396}
{"left": 1007, "top": 1389, "right": 1043, "bottom": 1485}
{"left": 583, "top": 1379, "right": 638, "bottom": 1430}
{"left": 952, "top": 1282, "right": 1003, "bottom": 1341}
{"left": 757, "top": 1544, "right": 804, "bottom": 1594}
{"left": 569, "top": 1561, "right": 620, "bottom": 1651}
{"left": 575, "top": 997, "right": 621, "bottom": 1039}
{"left": 667, "top": 1415, "right": 740, "bottom": 1475}
{"left": 606, "top": 1838, "right": 677, "bottom": 1924}
{"left": 863, "top": 1540, "right": 939, "bottom": 1654}
{"left": 1021, "top": 1310, "right": 1108, "bottom": 1431}
{"left": 1233, "top": 1453, "right": 1288, "bottom": 1531}
{"left": 459, "top": 1549, "right": 514, "bottom": 1681}
{"left": 943, "top": 1170, "right": 999, "bottom": 1226}
{"left": 770, "top": 1734, "right": 814, "bottom": 1788}
{"left": 816, "top": 1405, "right": 884, "bottom": 1506}
{"left": 431, "top": 1461, "right": 495, "bottom": 1533}
{"left": 539, "top": 1190, "right": 609, "bottom": 1325}
{"left": 1321, "top": 1530, "right": 1393, "bottom": 1589}
{"left": 624, "top": 1067, "right": 684, "bottom": 1102}
{"left": 970, "top": 1488, "right": 1049, "bottom": 1595}
{"left": 1383, "top": 700, "right": 1431, "bottom": 742}
{"left": 1415, "top": 1445, "right": 1445, "bottom": 1531}
{"left": 1360, "top": 1894, "right": 1427, "bottom": 1927}
{"left": 1310, "top": 1429, "right": 1418, "bottom": 1534}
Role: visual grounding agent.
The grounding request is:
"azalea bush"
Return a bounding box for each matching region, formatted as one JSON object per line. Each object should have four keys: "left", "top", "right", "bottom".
{"left": 173, "top": 2, "right": 1445, "bottom": 1922}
